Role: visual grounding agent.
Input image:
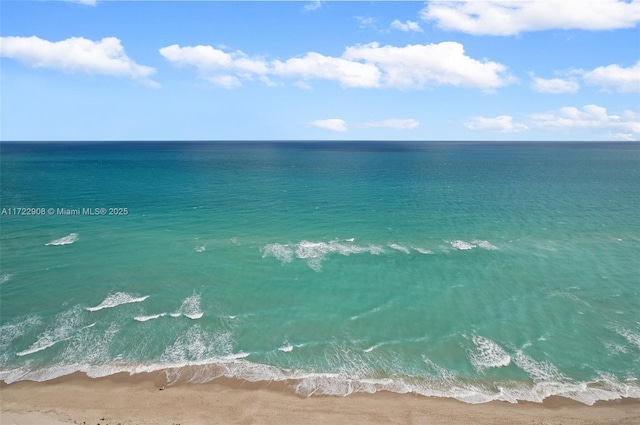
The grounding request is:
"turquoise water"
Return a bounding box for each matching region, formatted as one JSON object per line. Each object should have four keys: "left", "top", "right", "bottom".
{"left": 1, "top": 141, "right": 639, "bottom": 404}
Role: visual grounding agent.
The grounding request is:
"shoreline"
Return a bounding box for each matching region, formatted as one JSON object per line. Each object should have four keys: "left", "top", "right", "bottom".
{"left": 2, "top": 373, "right": 639, "bottom": 425}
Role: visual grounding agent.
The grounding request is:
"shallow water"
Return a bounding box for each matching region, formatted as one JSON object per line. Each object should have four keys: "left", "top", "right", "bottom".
{"left": 1, "top": 141, "right": 639, "bottom": 404}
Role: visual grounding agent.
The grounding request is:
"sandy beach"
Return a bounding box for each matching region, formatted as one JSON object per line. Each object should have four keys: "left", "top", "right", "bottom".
{"left": 1, "top": 373, "right": 639, "bottom": 425}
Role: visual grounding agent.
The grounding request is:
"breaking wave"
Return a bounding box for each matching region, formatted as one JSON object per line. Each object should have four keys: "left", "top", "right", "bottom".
{"left": 449, "top": 240, "right": 498, "bottom": 251}
{"left": 86, "top": 292, "right": 149, "bottom": 312}
{"left": 134, "top": 313, "right": 167, "bottom": 322}
{"left": 45, "top": 233, "right": 79, "bottom": 246}
{"left": 262, "top": 239, "right": 497, "bottom": 270}
{"left": 2, "top": 353, "right": 638, "bottom": 406}
{"left": 262, "top": 240, "right": 385, "bottom": 271}
{"left": 16, "top": 307, "right": 93, "bottom": 357}
{"left": 171, "top": 293, "right": 204, "bottom": 319}
{"left": 468, "top": 336, "right": 511, "bottom": 372}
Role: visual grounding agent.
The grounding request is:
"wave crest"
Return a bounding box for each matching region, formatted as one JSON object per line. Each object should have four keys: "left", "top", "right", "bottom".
{"left": 45, "top": 233, "right": 79, "bottom": 246}
{"left": 86, "top": 292, "right": 149, "bottom": 312}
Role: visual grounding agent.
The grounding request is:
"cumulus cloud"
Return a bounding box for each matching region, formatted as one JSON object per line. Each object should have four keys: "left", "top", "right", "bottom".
{"left": 308, "top": 119, "right": 348, "bottom": 132}
{"left": 465, "top": 115, "right": 528, "bottom": 132}
{"left": 272, "top": 52, "right": 381, "bottom": 88}
{"left": 582, "top": 61, "right": 640, "bottom": 93}
{"left": 160, "top": 41, "right": 512, "bottom": 90}
{"left": 159, "top": 44, "right": 268, "bottom": 75}
{"left": 343, "top": 41, "right": 512, "bottom": 90}
{"left": 466, "top": 105, "right": 640, "bottom": 139}
{"left": 529, "top": 105, "right": 640, "bottom": 134}
{"left": 421, "top": 0, "right": 640, "bottom": 35}
{"left": 357, "top": 118, "right": 420, "bottom": 130}
{"left": 390, "top": 20, "right": 424, "bottom": 33}
{"left": 0, "top": 36, "right": 157, "bottom": 86}
{"left": 531, "top": 76, "right": 580, "bottom": 94}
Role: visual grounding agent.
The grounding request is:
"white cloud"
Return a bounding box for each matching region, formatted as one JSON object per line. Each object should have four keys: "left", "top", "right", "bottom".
{"left": 357, "top": 118, "right": 420, "bottom": 130}
{"left": 421, "top": 1, "right": 640, "bottom": 35}
{"left": 343, "top": 41, "right": 513, "bottom": 90}
{"left": 159, "top": 44, "right": 268, "bottom": 75}
{"left": 304, "top": 1, "right": 322, "bottom": 12}
{"left": 160, "top": 41, "right": 512, "bottom": 91}
{"left": 529, "top": 105, "right": 640, "bottom": 133}
{"left": 272, "top": 52, "right": 381, "bottom": 88}
{"left": 307, "top": 118, "right": 421, "bottom": 132}
{"left": 294, "top": 81, "right": 313, "bottom": 90}
{"left": 0, "top": 36, "right": 157, "bottom": 86}
{"left": 356, "top": 16, "right": 378, "bottom": 30}
{"left": 531, "top": 76, "right": 579, "bottom": 94}
{"left": 582, "top": 61, "right": 640, "bottom": 93}
{"left": 208, "top": 75, "right": 242, "bottom": 89}
{"left": 466, "top": 105, "right": 640, "bottom": 139}
{"left": 63, "top": 0, "right": 97, "bottom": 5}
{"left": 308, "top": 119, "right": 348, "bottom": 132}
{"left": 390, "top": 19, "right": 424, "bottom": 33}
{"left": 465, "top": 115, "right": 528, "bottom": 132}
{"left": 610, "top": 133, "right": 637, "bottom": 141}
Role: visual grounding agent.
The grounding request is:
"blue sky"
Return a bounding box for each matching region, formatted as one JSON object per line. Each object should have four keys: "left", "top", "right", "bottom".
{"left": 1, "top": 0, "right": 639, "bottom": 141}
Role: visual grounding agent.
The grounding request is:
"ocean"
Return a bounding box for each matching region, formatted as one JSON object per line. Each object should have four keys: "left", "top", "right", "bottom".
{"left": 1, "top": 141, "right": 639, "bottom": 404}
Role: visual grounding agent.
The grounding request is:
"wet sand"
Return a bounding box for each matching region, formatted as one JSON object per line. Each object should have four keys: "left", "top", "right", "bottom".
{"left": 2, "top": 372, "right": 639, "bottom": 425}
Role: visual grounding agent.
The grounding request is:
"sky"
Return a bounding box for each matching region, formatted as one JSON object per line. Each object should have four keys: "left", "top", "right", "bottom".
{"left": 1, "top": 0, "right": 639, "bottom": 141}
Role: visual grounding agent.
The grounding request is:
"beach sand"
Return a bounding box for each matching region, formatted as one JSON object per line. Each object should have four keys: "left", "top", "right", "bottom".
{"left": 2, "top": 373, "right": 639, "bottom": 425}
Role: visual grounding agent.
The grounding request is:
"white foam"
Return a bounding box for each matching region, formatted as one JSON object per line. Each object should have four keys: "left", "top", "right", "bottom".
{"left": 171, "top": 294, "right": 204, "bottom": 320}
{"left": 194, "top": 245, "right": 206, "bottom": 253}
{"left": 58, "top": 322, "right": 117, "bottom": 365}
{"left": 0, "top": 315, "right": 42, "bottom": 362}
{"left": 450, "top": 240, "right": 476, "bottom": 250}
{"left": 86, "top": 292, "right": 149, "bottom": 312}
{"left": 412, "top": 247, "right": 434, "bottom": 255}
{"left": 262, "top": 240, "right": 386, "bottom": 271}
{"left": 161, "top": 324, "right": 233, "bottom": 364}
{"left": 345, "top": 238, "right": 355, "bottom": 242}
{"left": 45, "top": 233, "right": 78, "bottom": 246}
{"left": 278, "top": 344, "right": 294, "bottom": 353}
{"left": 513, "top": 351, "right": 564, "bottom": 382}
{"left": 261, "top": 243, "right": 294, "bottom": 263}
{"left": 134, "top": 313, "right": 167, "bottom": 322}
{"left": 469, "top": 336, "right": 511, "bottom": 372}
{"left": 615, "top": 327, "right": 640, "bottom": 350}
{"left": 220, "top": 352, "right": 250, "bottom": 361}
{"left": 16, "top": 307, "right": 87, "bottom": 357}
{"left": 0, "top": 273, "right": 12, "bottom": 284}
{"left": 3, "top": 354, "right": 640, "bottom": 406}
{"left": 363, "top": 344, "right": 382, "bottom": 353}
{"left": 388, "top": 243, "right": 410, "bottom": 254}
{"left": 472, "top": 240, "right": 498, "bottom": 250}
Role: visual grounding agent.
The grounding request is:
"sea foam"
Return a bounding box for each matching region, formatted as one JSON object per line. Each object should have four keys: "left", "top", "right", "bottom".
{"left": 262, "top": 240, "right": 385, "bottom": 271}
{"left": 448, "top": 240, "right": 497, "bottom": 251}
{"left": 86, "top": 292, "right": 149, "bottom": 312}
{"left": 45, "top": 233, "right": 79, "bottom": 246}
{"left": 468, "top": 336, "right": 511, "bottom": 372}
{"left": 134, "top": 313, "right": 167, "bottom": 322}
{"left": 16, "top": 307, "right": 90, "bottom": 357}
{"left": 171, "top": 293, "right": 204, "bottom": 319}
